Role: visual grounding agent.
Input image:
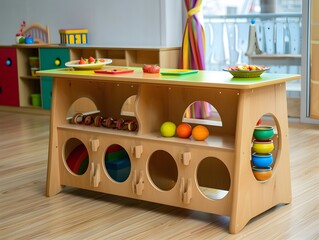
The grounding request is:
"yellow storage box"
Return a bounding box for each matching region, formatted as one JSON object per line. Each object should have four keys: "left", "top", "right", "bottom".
{"left": 59, "top": 29, "right": 88, "bottom": 45}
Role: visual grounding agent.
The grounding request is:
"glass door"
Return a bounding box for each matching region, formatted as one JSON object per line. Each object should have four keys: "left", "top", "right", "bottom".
{"left": 203, "top": 0, "right": 303, "bottom": 119}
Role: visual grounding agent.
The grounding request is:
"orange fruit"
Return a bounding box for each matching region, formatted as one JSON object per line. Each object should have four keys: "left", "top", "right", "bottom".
{"left": 176, "top": 123, "right": 192, "bottom": 138}
{"left": 192, "top": 125, "right": 209, "bottom": 141}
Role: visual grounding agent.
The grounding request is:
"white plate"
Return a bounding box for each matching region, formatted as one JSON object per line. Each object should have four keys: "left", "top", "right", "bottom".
{"left": 65, "top": 58, "right": 112, "bottom": 70}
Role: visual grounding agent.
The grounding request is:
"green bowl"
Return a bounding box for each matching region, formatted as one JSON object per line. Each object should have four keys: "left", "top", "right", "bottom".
{"left": 253, "top": 126, "right": 274, "bottom": 140}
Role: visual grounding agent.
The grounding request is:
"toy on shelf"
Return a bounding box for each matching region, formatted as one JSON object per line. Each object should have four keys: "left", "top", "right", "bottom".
{"left": 160, "top": 121, "right": 209, "bottom": 141}
{"left": 28, "top": 56, "right": 39, "bottom": 76}
{"left": 15, "top": 21, "right": 26, "bottom": 43}
{"left": 16, "top": 21, "right": 50, "bottom": 44}
{"left": 69, "top": 112, "right": 138, "bottom": 132}
{"left": 59, "top": 29, "right": 88, "bottom": 45}
{"left": 251, "top": 125, "right": 275, "bottom": 181}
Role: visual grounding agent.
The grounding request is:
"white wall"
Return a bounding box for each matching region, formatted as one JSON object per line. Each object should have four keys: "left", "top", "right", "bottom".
{"left": 0, "top": 0, "right": 183, "bottom": 47}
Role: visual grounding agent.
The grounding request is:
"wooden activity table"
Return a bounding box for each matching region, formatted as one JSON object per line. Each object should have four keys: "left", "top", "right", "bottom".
{"left": 37, "top": 67, "right": 299, "bottom": 233}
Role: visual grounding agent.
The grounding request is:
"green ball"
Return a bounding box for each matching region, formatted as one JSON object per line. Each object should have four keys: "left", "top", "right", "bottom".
{"left": 160, "top": 121, "right": 176, "bottom": 137}
{"left": 19, "top": 37, "right": 25, "bottom": 44}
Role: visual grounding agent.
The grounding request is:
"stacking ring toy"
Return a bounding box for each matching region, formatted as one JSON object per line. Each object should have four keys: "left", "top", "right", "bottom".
{"left": 83, "top": 115, "right": 93, "bottom": 125}
{"left": 116, "top": 118, "right": 125, "bottom": 130}
{"left": 123, "top": 120, "right": 138, "bottom": 131}
{"left": 72, "top": 113, "right": 83, "bottom": 124}
{"left": 94, "top": 115, "right": 103, "bottom": 127}
{"left": 106, "top": 117, "right": 115, "bottom": 128}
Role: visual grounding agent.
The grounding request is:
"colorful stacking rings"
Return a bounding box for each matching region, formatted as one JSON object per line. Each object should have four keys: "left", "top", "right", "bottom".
{"left": 251, "top": 125, "right": 275, "bottom": 181}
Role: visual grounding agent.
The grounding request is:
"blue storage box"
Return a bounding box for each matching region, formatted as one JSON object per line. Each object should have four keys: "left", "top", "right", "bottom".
{"left": 106, "top": 158, "right": 130, "bottom": 182}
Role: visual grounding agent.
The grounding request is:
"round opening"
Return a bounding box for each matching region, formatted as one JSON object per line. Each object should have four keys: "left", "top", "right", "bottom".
{"left": 197, "top": 157, "right": 230, "bottom": 200}
{"left": 66, "top": 97, "right": 98, "bottom": 123}
{"left": 121, "top": 95, "right": 136, "bottom": 117}
{"left": 64, "top": 138, "right": 89, "bottom": 175}
{"left": 6, "top": 58, "right": 12, "bottom": 66}
{"left": 148, "top": 150, "right": 178, "bottom": 191}
{"left": 104, "top": 144, "right": 131, "bottom": 182}
{"left": 183, "top": 101, "right": 222, "bottom": 127}
{"left": 251, "top": 115, "right": 279, "bottom": 181}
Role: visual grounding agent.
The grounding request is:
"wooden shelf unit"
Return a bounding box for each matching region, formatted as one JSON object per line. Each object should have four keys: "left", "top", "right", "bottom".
{"left": 37, "top": 68, "right": 299, "bottom": 234}
{"left": 7, "top": 45, "right": 180, "bottom": 110}
{"left": 68, "top": 46, "right": 181, "bottom": 68}
{"left": 16, "top": 46, "right": 40, "bottom": 107}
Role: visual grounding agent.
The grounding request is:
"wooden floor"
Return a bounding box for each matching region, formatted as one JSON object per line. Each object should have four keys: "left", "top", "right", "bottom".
{"left": 0, "top": 110, "right": 318, "bottom": 239}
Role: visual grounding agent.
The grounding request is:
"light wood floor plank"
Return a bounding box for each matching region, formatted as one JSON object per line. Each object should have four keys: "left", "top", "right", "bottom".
{"left": 0, "top": 111, "right": 318, "bottom": 239}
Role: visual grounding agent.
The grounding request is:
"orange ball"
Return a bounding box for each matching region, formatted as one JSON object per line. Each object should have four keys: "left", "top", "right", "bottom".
{"left": 176, "top": 123, "right": 192, "bottom": 138}
{"left": 192, "top": 125, "right": 209, "bottom": 141}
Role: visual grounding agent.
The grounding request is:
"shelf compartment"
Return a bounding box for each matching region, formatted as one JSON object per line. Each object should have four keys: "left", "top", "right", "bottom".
{"left": 64, "top": 138, "right": 89, "bottom": 175}
{"left": 52, "top": 79, "right": 139, "bottom": 128}
{"left": 20, "top": 75, "right": 40, "bottom": 80}
{"left": 58, "top": 124, "right": 235, "bottom": 151}
{"left": 69, "top": 48, "right": 96, "bottom": 60}
{"left": 16, "top": 48, "right": 39, "bottom": 77}
{"left": 59, "top": 136, "right": 92, "bottom": 190}
{"left": 19, "top": 76, "right": 41, "bottom": 107}
{"left": 136, "top": 84, "right": 239, "bottom": 138}
{"left": 104, "top": 144, "right": 131, "bottom": 182}
{"left": 126, "top": 50, "right": 159, "bottom": 66}
{"left": 16, "top": 47, "right": 40, "bottom": 107}
{"left": 96, "top": 49, "right": 127, "bottom": 66}
{"left": 197, "top": 156, "right": 231, "bottom": 200}
{"left": 148, "top": 150, "right": 178, "bottom": 191}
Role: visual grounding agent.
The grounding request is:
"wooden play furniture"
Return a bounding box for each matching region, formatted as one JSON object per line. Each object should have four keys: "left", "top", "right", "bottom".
{"left": 37, "top": 68, "right": 299, "bottom": 234}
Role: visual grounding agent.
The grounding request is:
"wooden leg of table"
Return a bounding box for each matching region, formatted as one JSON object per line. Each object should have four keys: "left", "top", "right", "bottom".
{"left": 229, "top": 88, "right": 253, "bottom": 234}
{"left": 229, "top": 84, "right": 292, "bottom": 234}
{"left": 46, "top": 79, "right": 62, "bottom": 196}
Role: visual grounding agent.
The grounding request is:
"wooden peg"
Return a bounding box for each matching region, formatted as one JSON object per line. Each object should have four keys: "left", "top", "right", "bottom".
{"left": 90, "top": 162, "right": 100, "bottom": 188}
{"left": 136, "top": 170, "right": 144, "bottom": 195}
{"left": 132, "top": 170, "right": 144, "bottom": 195}
{"left": 93, "top": 163, "right": 100, "bottom": 188}
{"left": 132, "top": 170, "right": 137, "bottom": 194}
{"left": 184, "top": 178, "right": 192, "bottom": 204}
{"left": 181, "top": 152, "right": 191, "bottom": 165}
{"left": 180, "top": 177, "right": 192, "bottom": 204}
{"left": 180, "top": 177, "right": 185, "bottom": 200}
{"left": 90, "top": 162, "right": 95, "bottom": 186}
{"left": 131, "top": 145, "right": 143, "bottom": 158}
{"left": 89, "top": 138, "right": 100, "bottom": 152}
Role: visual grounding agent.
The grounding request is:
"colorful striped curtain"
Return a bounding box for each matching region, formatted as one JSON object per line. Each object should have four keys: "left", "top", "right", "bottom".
{"left": 182, "top": 0, "right": 211, "bottom": 119}
{"left": 181, "top": 0, "right": 206, "bottom": 70}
